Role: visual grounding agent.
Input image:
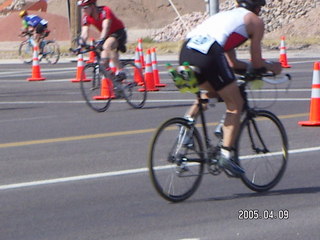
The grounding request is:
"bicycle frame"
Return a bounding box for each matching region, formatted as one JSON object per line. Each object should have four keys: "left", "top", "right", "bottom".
{"left": 73, "top": 41, "right": 147, "bottom": 111}
{"left": 148, "top": 70, "right": 291, "bottom": 202}
{"left": 196, "top": 92, "right": 212, "bottom": 153}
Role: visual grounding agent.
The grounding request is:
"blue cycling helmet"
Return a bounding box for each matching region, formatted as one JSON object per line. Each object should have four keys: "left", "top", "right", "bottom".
{"left": 237, "top": 0, "right": 266, "bottom": 11}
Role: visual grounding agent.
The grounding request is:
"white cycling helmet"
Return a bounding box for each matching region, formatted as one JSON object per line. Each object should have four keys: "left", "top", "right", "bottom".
{"left": 77, "top": 0, "right": 97, "bottom": 6}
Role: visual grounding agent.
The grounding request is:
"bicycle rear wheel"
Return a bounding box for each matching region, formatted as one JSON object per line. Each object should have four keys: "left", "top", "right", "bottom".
{"left": 148, "top": 117, "right": 204, "bottom": 202}
{"left": 235, "top": 110, "right": 288, "bottom": 192}
{"left": 80, "top": 63, "right": 112, "bottom": 112}
{"left": 119, "top": 61, "right": 147, "bottom": 109}
{"left": 18, "top": 41, "right": 33, "bottom": 64}
{"left": 42, "top": 40, "right": 60, "bottom": 64}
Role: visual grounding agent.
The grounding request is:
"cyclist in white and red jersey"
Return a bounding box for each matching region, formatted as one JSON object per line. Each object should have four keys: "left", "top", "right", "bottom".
{"left": 179, "top": 0, "right": 282, "bottom": 176}
{"left": 78, "top": 0, "right": 127, "bottom": 79}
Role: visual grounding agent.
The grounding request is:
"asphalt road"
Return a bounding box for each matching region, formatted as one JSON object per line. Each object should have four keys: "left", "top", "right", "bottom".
{"left": 0, "top": 57, "right": 320, "bottom": 240}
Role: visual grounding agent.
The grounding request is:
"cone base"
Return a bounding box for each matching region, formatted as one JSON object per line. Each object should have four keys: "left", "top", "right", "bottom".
{"left": 93, "top": 96, "right": 115, "bottom": 100}
{"left": 281, "top": 64, "right": 292, "bottom": 68}
{"left": 138, "top": 88, "right": 159, "bottom": 92}
{"left": 298, "top": 121, "right": 320, "bottom": 126}
{"left": 71, "top": 79, "right": 92, "bottom": 83}
{"left": 27, "top": 77, "right": 46, "bottom": 81}
{"left": 155, "top": 83, "right": 167, "bottom": 87}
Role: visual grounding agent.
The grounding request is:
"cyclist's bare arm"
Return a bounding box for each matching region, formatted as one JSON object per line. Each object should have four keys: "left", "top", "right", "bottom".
{"left": 225, "top": 49, "right": 248, "bottom": 70}
{"left": 247, "top": 12, "right": 282, "bottom": 74}
{"left": 249, "top": 27, "right": 282, "bottom": 74}
{"left": 80, "top": 25, "right": 89, "bottom": 43}
{"left": 100, "top": 18, "right": 111, "bottom": 40}
{"left": 226, "top": 12, "right": 282, "bottom": 75}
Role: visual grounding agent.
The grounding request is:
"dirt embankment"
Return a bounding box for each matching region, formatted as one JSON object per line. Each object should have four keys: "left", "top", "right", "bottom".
{"left": 0, "top": 0, "right": 206, "bottom": 42}
{"left": 1, "top": 0, "right": 320, "bottom": 47}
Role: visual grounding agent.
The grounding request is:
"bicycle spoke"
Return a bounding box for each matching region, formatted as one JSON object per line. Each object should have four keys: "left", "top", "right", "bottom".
{"left": 148, "top": 118, "right": 204, "bottom": 202}
{"left": 43, "top": 41, "right": 60, "bottom": 64}
{"left": 18, "top": 41, "right": 33, "bottom": 64}
{"left": 120, "top": 61, "right": 147, "bottom": 108}
{"left": 235, "top": 110, "right": 288, "bottom": 192}
{"left": 80, "top": 64, "right": 112, "bottom": 112}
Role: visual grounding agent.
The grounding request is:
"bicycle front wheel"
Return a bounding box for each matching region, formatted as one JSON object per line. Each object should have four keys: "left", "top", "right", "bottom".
{"left": 18, "top": 41, "right": 33, "bottom": 64}
{"left": 42, "top": 40, "right": 60, "bottom": 64}
{"left": 235, "top": 110, "right": 288, "bottom": 192}
{"left": 80, "top": 63, "right": 112, "bottom": 112}
{"left": 148, "top": 118, "right": 205, "bottom": 202}
{"left": 119, "top": 61, "right": 147, "bottom": 109}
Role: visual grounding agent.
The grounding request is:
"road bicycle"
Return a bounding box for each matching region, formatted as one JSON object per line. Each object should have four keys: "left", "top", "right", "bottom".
{"left": 148, "top": 65, "right": 291, "bottom": 202}
{"left": 70, "top": 41, "right": 147, "bottom": 112}
{"left": 18, "top": 31, "right": 60, "bottom": 64}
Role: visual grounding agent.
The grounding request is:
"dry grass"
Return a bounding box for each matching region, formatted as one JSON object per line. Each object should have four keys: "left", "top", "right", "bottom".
{"left": 1, "top": 37, "right": 320, "bottom": 59}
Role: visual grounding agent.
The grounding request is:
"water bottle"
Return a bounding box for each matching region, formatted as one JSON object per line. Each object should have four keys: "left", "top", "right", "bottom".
{"left": 166, "top": 63, "right": 187, "bottom": 92}
{"left": 181, "top": 62, "right": 199, "bottom": 93}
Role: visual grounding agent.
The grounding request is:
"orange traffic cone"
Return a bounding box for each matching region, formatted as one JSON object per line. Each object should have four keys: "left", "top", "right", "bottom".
{"left": 298, "top": 62, "right": 320, "bottom": 126}
{"left": 140, "top": 49, "right": 159, "bottom": 92}
{"left": 27, "top": 45, "right": 46, "bottom": 81}
{"left": 71, "top": 53, "right": 90, "bottom": 83}
{"left": 86, "top": 38, "right": 96, "bottom": 64}
{"left": 279, "top": 36, "right": 291, "bottom": 68}
{"left": 93, "top": 78, "right": 116, "bottom": 100}
{"left": 134, "top": 47, "right": 144, "bottom": 85}
{"left": 151, "top": 47, "right": 166, "bottom": 87}
{"left": 137, "top": 38, "right": 145, "bottom": 69}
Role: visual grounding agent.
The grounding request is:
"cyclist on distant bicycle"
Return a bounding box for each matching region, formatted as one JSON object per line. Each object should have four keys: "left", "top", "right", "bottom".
{"left": 19, "top": 10, "right": 49, "bottom": 48}
{"left": 77, "top": 0, "right": 127, "bottom": 80}
{"left": 179, "top": 0, "right": 282, "bottom": 176}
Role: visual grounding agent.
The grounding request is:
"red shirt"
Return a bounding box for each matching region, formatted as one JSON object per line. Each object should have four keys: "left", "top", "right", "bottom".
{"left": 82, "top": 6, "right": 125, "bottom": 35}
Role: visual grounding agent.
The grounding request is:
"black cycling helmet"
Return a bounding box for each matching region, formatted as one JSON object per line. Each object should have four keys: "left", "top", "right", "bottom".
{"left": 237, "top": 0, "right": 266, "bottom": 11}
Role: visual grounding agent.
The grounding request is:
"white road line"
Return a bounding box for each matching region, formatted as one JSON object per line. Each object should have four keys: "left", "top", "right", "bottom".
{"left": 0, "top": 98, "right": 311, "bottom": 105}
{"left": 0, "top": 146, "right": 319, "bottom": 191}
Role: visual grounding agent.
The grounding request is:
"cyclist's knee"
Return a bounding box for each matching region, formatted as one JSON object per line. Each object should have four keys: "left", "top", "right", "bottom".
{"left": 101, "top": 57, "right": 110, "bottom": 68}
{"left": 226, "top": 99, "right": 243, "bottom": 115}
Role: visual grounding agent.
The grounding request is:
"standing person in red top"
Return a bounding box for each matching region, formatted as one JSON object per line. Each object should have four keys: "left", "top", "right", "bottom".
{"left": 77, "top": 0, "right": 127, "bottom": 79}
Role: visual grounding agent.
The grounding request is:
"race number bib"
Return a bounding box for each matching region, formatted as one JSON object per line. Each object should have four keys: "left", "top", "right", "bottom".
{"left": 186, "top": 35, "right": 215, "bottom": 54}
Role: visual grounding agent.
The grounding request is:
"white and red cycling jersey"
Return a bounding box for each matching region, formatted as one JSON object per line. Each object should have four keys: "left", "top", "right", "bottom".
{"left": 82, "top": 6, "right": 125, "bottom": 35}
{"left": 186, "top": 7, "right": 250, "bottom": 53}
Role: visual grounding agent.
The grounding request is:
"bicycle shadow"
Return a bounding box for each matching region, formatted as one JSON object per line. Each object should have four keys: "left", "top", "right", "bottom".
{"left": 202, "top": 186, "right": 320, "bottom": 202}
{"left": 142, "top": 103, "right": 192, "bottom": 110}
{"left": 0, "top": 106, "right": 38, "bottom": 111}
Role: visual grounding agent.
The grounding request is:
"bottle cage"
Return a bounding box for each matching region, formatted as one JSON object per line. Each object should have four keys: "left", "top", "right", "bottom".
{"left": 169, "top": 65, "right": 200, "bottom": 94}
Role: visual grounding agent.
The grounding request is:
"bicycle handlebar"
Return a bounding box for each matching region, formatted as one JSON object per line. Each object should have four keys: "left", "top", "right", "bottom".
{"left": 19, "top": 31, "right": 33, "bottom": 37}
{"left": 69, "top": 41, "right": 102, "bottom": 55}
{"left": 238, "top": 73, "right": 292, "bottom": 85}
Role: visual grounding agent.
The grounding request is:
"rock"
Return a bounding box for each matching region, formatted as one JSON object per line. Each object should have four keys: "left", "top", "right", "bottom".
{"left": 151, "top": 0, "right": 319, "bottom": 42}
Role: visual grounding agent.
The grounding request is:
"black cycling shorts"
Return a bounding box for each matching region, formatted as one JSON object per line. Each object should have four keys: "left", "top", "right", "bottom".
{"left": 179, "top": 40, "right": 236, "bottom": 91}
{"left": 110, "top": 28, "right": 127, "bottom": 53}
{"left": 35, "top": 24, "right": 47, "bottom": 34}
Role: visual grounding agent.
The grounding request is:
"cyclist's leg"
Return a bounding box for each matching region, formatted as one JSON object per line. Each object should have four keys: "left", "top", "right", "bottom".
{"left": 179, "top": 41, "right": 220, "bottom": 119}
{"left": 184, "top": 82, "right": 219, "bottom": 119}
{"left": 204, "top": 43, "right": 244, "bottom": 175}
{"left": 217, "top": 82, "right": 243, "bottom": 148}
{"left": 101, "top": 36, "right": 119, "bottom": 70}
{"left": 34, "top": 24, "right": 46, "bottom": 48}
